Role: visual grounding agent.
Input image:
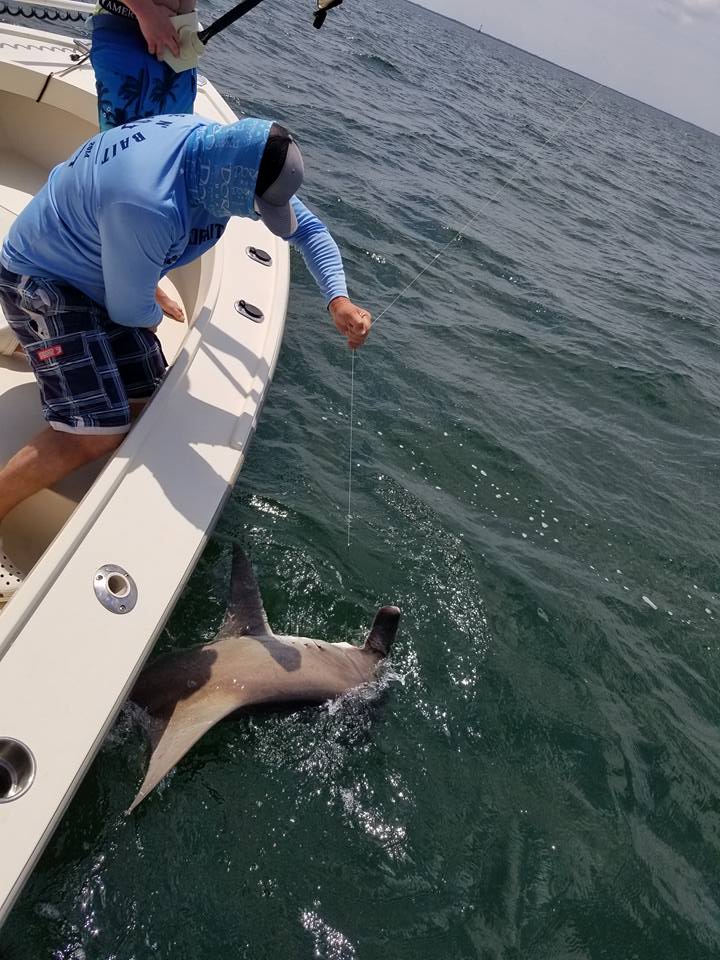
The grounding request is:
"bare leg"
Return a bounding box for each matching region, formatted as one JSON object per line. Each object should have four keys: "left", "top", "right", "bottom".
{"left": 0, "top": 428, "right": 123, "bottom": 524}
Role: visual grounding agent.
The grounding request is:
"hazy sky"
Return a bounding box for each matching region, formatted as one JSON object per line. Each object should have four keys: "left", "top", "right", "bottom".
{"left": 413, "top": 0, "right": 720, "bottom": 134}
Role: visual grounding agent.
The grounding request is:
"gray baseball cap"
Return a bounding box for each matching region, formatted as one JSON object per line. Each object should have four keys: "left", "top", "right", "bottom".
{"left": 255, "top": 124, "right": 304, "bottom": 237}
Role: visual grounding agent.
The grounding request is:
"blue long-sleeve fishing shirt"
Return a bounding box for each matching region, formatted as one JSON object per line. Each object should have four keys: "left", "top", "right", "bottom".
{"left": 1, "top": 114, "right": 348, "bottom": 327}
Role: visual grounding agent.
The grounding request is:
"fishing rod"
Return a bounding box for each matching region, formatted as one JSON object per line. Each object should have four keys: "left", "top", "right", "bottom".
{"left": 199, "top": 0, "right": 342, "bottom": 43}
{"left": 163, "top": 0, "right": 344, "bottom": 71}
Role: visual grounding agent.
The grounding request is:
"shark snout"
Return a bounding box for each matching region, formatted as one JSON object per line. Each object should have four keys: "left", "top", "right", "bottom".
{"left": 365, "top": 605, "right": 401, "bottom": 656}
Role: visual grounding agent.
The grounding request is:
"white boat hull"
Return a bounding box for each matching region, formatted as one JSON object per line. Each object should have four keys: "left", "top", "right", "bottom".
{"left": 0, "top": 16, "right": 289, "bottom": 924}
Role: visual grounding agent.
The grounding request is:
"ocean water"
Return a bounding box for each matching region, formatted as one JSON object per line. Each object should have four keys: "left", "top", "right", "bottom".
{"left": 2, "top": 0, "right": 720, "bottom": 956}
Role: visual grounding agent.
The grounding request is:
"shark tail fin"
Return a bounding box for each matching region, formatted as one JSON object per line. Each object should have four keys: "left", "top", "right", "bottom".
{"left": 364, "top": 606, "right": 401, "bottom": 656}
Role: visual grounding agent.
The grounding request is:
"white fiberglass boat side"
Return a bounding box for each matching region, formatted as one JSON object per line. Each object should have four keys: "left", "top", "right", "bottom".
{"left": 0, "top": 6, "right": 289, "bottom": 925}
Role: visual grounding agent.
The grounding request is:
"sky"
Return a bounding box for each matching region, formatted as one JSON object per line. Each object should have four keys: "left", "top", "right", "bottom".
{"left": 413, "top": 0, "right": 720, "bottom": 134}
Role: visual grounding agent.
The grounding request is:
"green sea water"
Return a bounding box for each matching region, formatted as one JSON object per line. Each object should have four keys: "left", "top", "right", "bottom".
{"left": 2, "top": 0, "right": 720, "bottom": 956}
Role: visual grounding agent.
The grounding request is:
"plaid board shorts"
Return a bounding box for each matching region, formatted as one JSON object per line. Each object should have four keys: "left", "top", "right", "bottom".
{"left": 0, "top": 264, "right": 167, "bottom": 434}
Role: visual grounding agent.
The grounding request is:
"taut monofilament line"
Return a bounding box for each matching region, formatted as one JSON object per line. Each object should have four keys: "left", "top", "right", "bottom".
{"left": 346, "top": 347, "right": 356, "bottom": 548}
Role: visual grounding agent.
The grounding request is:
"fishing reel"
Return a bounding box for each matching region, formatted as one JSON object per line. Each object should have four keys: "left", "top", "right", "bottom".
{"left": 162, "top": 11, "right": 205, "bottom": 73}
{"left": 161, "top": 0, "right": 346, "bottom": 73}
{"left": 313, "top": 0, "right": 344, "bottom": 29}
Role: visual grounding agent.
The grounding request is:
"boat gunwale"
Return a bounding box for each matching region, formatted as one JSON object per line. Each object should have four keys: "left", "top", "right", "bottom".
{"left": 0, "top": 15, "right": 291, "bottom": 926}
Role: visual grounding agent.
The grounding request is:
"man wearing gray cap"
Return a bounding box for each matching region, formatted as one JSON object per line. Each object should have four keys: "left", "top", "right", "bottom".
{"left": 0, "top": 113, "right": 371, "bottom": 600}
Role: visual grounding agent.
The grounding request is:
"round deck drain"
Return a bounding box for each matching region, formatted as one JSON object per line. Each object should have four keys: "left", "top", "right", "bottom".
{"left": 246, "top": 246, "right": 272, "bottom": 266}
{"left": 0, "top": 738, "right": 36, "bottom": 803}
{"left": 94, "top": 564, "right": 137, "bottom": 614}
{"left": 235, "top": 299, "right": 264, "bottom": 323}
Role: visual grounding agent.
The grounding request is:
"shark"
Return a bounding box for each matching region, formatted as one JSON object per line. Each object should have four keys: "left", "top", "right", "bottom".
{"left": 128, "top": 546, "right": 400, "bottom": 811}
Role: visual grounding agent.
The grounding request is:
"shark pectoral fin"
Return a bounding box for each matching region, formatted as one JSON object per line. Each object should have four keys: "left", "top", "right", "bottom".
{"left": 219, "top": 545, "right": 272, "bottom": 637}
{"left": 127, "top": 690, "right": 241, "bottom": 813}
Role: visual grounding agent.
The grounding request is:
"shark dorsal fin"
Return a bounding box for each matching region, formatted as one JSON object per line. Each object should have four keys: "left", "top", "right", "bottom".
{"left": 220, "top": 545, "right": 272, "bottom": 637}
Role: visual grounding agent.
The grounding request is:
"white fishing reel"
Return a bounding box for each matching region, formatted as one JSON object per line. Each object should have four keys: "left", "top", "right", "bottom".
{"left": 161, "top": 12, "right": 205, "bottom": 73}
{"left": 160, "top": 0, "right": 346, "bottom": 74}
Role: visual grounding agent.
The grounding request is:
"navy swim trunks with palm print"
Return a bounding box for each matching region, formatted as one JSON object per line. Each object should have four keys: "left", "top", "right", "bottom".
{"left": 90, "top": 12, "right": 197, "bottom": 132}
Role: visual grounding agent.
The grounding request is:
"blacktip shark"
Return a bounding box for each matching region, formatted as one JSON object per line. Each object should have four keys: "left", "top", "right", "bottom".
{"left": 128, "top": 546, "right": 400, "bottom": 811}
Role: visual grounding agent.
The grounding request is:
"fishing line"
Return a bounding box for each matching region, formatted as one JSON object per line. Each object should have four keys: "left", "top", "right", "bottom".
{"left": 371, "top": 83, "right": 604, "bottom": 330}
{"left": 346, "top": 348, "right": 356, "bottom": 547}
{"left": 345, "top": 81, "right": 605, "bottom": 547}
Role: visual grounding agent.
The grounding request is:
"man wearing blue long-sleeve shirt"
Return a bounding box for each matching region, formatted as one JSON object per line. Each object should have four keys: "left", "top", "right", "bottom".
{"left": 0, "top": 114, "right": 371, "bottom": 600}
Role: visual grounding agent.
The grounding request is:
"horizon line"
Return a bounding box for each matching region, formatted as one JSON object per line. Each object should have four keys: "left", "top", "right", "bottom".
{"left": 405, "top": 0, "right": 719, "bottom": 139}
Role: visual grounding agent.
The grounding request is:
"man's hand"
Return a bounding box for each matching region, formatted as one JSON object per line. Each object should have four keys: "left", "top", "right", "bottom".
{"left": 155, "top": 285, "right": 185, "bottom": 322}
{"left": 329, "top": 296, "right": 372, "bottom": 349}
{"left": 125, "top": 0, "right": 181, "bottom": 59}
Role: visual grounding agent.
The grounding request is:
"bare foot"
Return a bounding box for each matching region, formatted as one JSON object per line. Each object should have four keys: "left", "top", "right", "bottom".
{"left": 155, "top": 286, "right": 185, "bottom": 322}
